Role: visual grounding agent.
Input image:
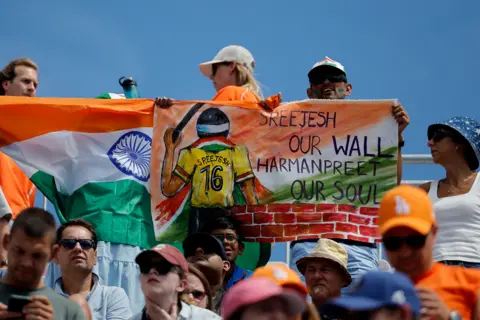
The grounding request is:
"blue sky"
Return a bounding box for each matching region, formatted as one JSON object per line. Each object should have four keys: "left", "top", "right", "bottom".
{"left": 1, "top": 0, "right": 479, "bottom": 262}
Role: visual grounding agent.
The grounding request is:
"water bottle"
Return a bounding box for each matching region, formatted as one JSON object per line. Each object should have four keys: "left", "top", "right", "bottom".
{"left": 119, "top": 76, "right": 140, "bottom": 99}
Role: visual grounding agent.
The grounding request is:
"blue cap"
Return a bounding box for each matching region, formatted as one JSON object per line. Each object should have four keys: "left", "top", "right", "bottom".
{"left": 428, "top": 116, "right": 480, "bottom": 170}
{"left": 322, "top": 271, "right": 421, "bottom": 316}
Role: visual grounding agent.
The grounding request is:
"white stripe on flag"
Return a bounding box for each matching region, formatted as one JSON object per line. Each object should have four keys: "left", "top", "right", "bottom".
{"left": 1, "top": 128, "right": 153, "bottom": 195}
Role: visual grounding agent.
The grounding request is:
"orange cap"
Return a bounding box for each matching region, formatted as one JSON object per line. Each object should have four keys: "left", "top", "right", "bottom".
{"left": 378, "top": 185, "right": 436, "bottom": 236}
{"left": 252, "top": 263, "right": 308, "bottom": 296}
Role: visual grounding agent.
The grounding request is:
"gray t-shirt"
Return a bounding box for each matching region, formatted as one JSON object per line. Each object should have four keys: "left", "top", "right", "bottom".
{"left": 0, "top": 283, "right": 85, "bottom": 320}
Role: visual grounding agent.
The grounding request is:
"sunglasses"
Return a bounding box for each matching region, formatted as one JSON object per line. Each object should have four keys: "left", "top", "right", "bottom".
{"left": 187, "top": 290, "right": 206, "bottom": 301}
{"left": 430, "top": 129, "right": 456, "bottom": 143}
{"left": 383, "top": 234, "right": 428, "bottom": 251}
{"left": 211, "top": 62, "right": 232, "bottom": 77}
{"left": 212, "top": 233, "right": 238, "bottom": 243}
{"left": 310, "top": 74, "right": 347, "bottom": 85}
{"left": 59, "top": 239, "right": 96, "bottom": 250}
{"left": 139, "top": 262, "right": 172, "bottom": 275}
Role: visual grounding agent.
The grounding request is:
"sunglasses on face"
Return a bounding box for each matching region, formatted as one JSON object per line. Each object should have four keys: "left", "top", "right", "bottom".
{"left": 310, "top": 73, "right": 347, "bottom": 86}
{"left": 430, "top": 129, "right": 455, "bottom": 143}
{"left": 187, "top": 290, "right": 206, "bottom": 300}
{"left": 139, "top": 261, "right": 172, "bottom": 275}
{"left": 211, "top": 62, "right": 232, "bottom": 77}
{"left": 383, "top": 234, "right": 428, "bottom": 251}
{"left": 59, "top": 239, "right": 96, "bottom": 250}
{"left": 212, "top": 233, "right": 238, "bottom": 243}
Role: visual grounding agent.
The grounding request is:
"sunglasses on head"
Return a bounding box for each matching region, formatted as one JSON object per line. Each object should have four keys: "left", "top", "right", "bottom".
{"left": 59, "top": 239, "right": 96, "bottom": 250}
{"left": 187, "top": 290, "right": 206, "bottom": 300}
{"left": 139, "top": 261, "right": 172, "bottom": 275}
{"left": 383, "top": 234, "right": 428, "bottom": 251}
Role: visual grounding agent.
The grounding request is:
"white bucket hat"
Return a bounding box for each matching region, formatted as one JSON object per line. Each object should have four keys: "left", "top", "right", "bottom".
{"left": 199, "top": 45, "right": 255, "bottom": 78}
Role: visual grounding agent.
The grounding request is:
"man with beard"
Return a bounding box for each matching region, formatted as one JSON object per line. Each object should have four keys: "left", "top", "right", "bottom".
{"left": 0, "top": 208, "right": 85, "bottom": 319}
{"left": 52, "top": 219, "right": 132, "bottom": 320}
{"left": 183, "top": 232, "right": 230, "bottom": 314}
{"left": 296, "top": 238, "right": 351, "bottom": 317}
{"left": 132, "top": 244, "right": 220, "bottom": 319}
{"left": 290, "top": 57, "right": 410, "bottom": 289}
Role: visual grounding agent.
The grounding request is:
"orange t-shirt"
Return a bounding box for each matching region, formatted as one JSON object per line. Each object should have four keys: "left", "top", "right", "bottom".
{"left": 0, "top": 153, "right": 36, "bottom": 217}
{"left": 413, "top": 262, "right": 480, "bottom": 319}
{"left": 212, "top": 85, "right": 260, "bottom": 102}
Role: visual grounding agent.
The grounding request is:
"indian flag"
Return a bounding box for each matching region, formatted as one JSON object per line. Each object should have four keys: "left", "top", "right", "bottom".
{"left": 0, "top": 96, "right": 156, "bottom": 249}
{"left": 97, "top": 93, "right": 126, "bottom": 99}
{"left": 0, "top": 96, "right": 272, "bottom": 270}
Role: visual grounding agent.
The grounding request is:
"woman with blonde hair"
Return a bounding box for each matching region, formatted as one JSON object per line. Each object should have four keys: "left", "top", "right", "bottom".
{"left": 198, "top": 45, "right": 263, "bottom": 101}
{"left": 156, "top": 44, "right": 280, "bottom": 107}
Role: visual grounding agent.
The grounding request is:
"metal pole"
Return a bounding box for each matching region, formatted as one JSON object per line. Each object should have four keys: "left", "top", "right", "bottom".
{"left": 401, "top": 180, "right": 430, "bottom": 186}
{"left": 285, "top": 241, "right": 291, "bottom": 267}
{"left": 401, "top": 154, "right": 433, "bottom": 164}
{"left": 42, "top": 195, "right": 47, "bottom": 211}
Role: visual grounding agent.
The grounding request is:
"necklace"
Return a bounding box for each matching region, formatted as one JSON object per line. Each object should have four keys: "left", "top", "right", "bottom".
{"left": 441, "top": 173, "right": 477, "bottom": 194}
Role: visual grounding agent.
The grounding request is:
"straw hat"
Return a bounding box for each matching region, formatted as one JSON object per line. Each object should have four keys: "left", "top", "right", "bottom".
{"left": 296, "top": 239, "right": 351, "bottom": 286}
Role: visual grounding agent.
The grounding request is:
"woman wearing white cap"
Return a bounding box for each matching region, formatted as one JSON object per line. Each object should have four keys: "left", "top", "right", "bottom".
{"left": 198, "top": 45, "right": 262, "bottom": 101}
{"left": 156, "top": 45, "right": 280, "bottom": 107}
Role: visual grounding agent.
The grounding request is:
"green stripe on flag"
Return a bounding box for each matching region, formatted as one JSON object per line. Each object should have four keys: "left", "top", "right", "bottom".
{"left": 31, "top": 172, "right": 156, "bottom": 249}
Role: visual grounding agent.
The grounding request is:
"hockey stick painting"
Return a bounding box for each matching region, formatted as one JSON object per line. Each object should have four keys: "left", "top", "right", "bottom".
{"left": 171, "top": 103, "right": 206, "bottom": 143}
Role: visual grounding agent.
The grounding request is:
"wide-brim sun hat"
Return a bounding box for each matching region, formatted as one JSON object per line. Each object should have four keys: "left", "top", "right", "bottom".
{"left": 296, "top": 239, "right": 351, "bottom": 286}
{"left": 427, "top": 116, "right": 480, "bottom": 170}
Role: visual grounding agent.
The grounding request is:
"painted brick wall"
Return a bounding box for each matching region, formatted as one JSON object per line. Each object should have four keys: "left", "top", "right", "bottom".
{"left": 230, "top": 203, "right": 380, "bottom": 243}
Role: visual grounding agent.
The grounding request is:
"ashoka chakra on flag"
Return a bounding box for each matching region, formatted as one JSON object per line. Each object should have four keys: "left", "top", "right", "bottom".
{"left": 107, "top": 131, "right": 152, "bottom": 182}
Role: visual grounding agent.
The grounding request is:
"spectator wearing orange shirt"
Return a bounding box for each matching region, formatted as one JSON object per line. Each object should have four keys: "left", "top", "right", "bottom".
{"left": 378, "top": 185, "right": 480, "bottom": 320}
{"left": 0, "top": 58, "right": 38, "bottom": 217}
{"left": 155, "top": 45, "right": 281, "bottom": 108}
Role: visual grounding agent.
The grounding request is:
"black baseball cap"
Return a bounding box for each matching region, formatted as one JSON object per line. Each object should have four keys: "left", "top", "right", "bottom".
{"left": 183, "top": 233, "right": 228, "bottom": 260}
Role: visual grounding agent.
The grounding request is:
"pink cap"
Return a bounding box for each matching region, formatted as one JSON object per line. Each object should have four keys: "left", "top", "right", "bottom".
{"left": 221, "top": 277, "right": 306, "bottom": 320}
{"left": 135, "top": 244, "right": 188, "bottom": 274}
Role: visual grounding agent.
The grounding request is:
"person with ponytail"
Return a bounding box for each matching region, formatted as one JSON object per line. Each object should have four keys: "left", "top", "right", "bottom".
{"left": 155, "top": 44, "right": 280, "bottom": 108}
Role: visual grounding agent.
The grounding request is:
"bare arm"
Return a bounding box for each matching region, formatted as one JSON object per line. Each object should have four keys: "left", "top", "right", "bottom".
{"left": 397, "top": 135, "right": 403, "bottom": 185}
{"left": 240, "top": 179, "right": 258, "bottom": 205}
{"left": 161, "top": 128, "right": 186, "bottom": 197}
{"left": 419, "top": 182, "right": 431, "bottom": 193}
{"left": 392, "top": 103, "right": 410, "bottom": 186}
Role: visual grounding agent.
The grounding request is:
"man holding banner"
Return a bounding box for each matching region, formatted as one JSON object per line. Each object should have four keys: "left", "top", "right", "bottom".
{"left": 0, "top": 58, "right": 38, "bottom": 218}
{"left": 290, "top": 56, "right": 410, "bottom": 289}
